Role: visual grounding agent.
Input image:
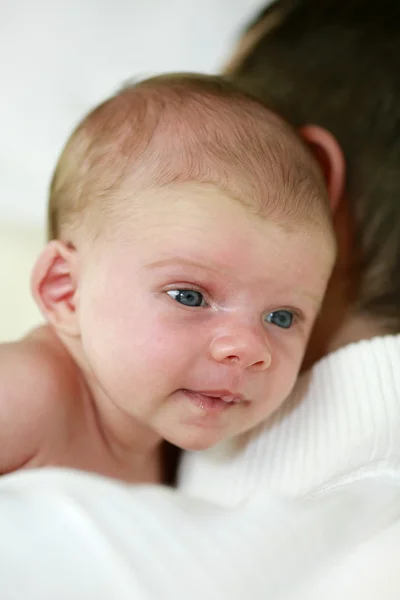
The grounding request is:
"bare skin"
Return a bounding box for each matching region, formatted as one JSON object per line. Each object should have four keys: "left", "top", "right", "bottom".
{"left": 0, "top": 326, "right": 162, "bottom": 482}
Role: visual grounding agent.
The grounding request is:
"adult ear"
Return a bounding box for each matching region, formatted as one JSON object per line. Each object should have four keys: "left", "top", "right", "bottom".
{"left": 299, "top": 125, "right": 346, "bottom": 213}
{"left": 31, "top": 241, "right": 80, "bottom": 336}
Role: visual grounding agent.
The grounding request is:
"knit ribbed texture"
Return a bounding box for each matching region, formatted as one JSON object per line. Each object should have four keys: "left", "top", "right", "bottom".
{"left": 180, "top": 335, "right": 400, "bottom": 504}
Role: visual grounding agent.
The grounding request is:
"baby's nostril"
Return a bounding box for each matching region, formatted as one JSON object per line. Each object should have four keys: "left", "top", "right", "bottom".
{"left": 226, "top": 355, "right": 240, "bottom": 362}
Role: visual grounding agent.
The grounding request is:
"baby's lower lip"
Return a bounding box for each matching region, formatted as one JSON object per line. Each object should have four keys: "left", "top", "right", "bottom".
{"left": 181, "top": 390, "right": 234, "bottom": 413}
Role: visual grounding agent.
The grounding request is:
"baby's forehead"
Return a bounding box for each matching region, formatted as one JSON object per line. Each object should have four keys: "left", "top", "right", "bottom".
{"left": 100, "top": 184, "right": 334, "bottom": 307}
{"left": 113, "top": 179, "right": 328, "bottom": 251}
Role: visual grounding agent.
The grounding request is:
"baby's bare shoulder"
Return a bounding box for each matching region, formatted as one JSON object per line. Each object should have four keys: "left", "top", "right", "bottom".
{"left": 1, "top": 326, "right": 79, "bottom": 397}
{"left": 0, "top": 326, "right": 81, "bottom": 472}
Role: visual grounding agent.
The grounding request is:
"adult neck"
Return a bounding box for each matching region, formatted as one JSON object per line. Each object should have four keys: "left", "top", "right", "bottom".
{"left": 304, "top": 309, "right": 388, "bottom": 371}
{"left": 326, "top": 312, "right": 390, "bottom": 355}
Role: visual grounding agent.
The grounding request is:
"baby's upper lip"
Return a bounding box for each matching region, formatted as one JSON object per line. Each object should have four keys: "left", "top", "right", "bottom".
{"left": 190, "top": 389, "right": 247, "bottom": 403}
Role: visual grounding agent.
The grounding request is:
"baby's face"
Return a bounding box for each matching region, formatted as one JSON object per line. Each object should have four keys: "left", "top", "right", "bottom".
{"left": 77, "top": 183, "right": 334, "bottom": 450}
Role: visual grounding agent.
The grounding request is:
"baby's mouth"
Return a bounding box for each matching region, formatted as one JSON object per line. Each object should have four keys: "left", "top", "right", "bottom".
{"left": 181, "top": 389, "right": 247, "bottom": 412}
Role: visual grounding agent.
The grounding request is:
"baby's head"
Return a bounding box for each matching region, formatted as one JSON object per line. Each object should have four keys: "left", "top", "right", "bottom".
{"left": 33, "top": 74, "right": 336, "bottom": 450}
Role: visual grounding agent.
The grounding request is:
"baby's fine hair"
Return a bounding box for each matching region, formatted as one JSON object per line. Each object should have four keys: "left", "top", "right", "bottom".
{"left": 48, "top": 73, "right": 328, "bottom": 241}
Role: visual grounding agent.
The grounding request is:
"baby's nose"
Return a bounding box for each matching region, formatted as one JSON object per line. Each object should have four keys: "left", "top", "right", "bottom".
{"left": 209, "top": 328, "right": 271, "bottom": 371}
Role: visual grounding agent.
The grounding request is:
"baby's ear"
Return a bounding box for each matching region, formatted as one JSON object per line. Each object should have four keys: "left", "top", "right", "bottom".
{"left": 31, "top": 241, "right": 80, "bottom": 336}
{"left": 299, "top": 125, "right": 346, "bottom": 213}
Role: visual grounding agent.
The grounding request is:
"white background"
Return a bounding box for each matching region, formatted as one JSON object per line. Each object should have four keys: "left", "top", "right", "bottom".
{"left": 0, "top": 0, "right": 267, "bottom": 227}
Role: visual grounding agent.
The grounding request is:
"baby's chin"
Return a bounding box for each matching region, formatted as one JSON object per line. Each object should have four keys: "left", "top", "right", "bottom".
{"left": 166, "top": 430, "right": 228, "bottom": 452}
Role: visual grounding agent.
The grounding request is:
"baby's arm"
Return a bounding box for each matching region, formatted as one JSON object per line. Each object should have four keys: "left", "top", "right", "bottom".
{"left": 0, "top": 328, "right": 75, "bottom": 474}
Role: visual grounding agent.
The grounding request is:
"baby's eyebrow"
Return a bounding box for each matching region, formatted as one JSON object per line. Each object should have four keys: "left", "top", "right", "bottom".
{"left": 145, "top": 257, "right": 227, "bottom": 276}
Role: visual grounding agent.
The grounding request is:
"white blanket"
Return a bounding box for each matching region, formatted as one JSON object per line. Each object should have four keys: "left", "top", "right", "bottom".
{"left": 0, "top": 468, "right": 399, "bottom": 599}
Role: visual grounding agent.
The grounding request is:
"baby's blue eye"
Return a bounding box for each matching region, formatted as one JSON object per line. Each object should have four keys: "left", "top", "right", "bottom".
{"left": 167, "top": 289, "right": 206, "bottom": 307}
{"left": 266, "top": 310, "right": 294, "bottom": 329}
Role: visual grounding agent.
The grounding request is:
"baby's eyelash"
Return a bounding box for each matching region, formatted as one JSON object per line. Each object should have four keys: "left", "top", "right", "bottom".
{"left": 263, "top": 307, "right": 304, "bottom": 329}
{"left": 164, "top": 283, "right": 214, "bottom": 305}
{"left": 165, "top": 283, "right": 208, "bottom": 295}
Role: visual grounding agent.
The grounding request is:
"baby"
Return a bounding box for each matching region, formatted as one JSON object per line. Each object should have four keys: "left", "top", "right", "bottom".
{"left": 0, "top": 74, "right": 336, "bottom": 484}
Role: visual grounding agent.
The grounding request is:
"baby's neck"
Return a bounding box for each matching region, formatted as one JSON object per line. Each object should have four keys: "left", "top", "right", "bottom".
{"left": 55, "top": 328, "right": 163, "bottom": 481}
{"left": 86, "top": 385, "right": 162, "bottom": 479}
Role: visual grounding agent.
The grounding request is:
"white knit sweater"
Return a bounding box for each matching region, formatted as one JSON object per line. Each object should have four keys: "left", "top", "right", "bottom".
{"left": 179, "top": 334, "right": 400, "bottom": 503}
